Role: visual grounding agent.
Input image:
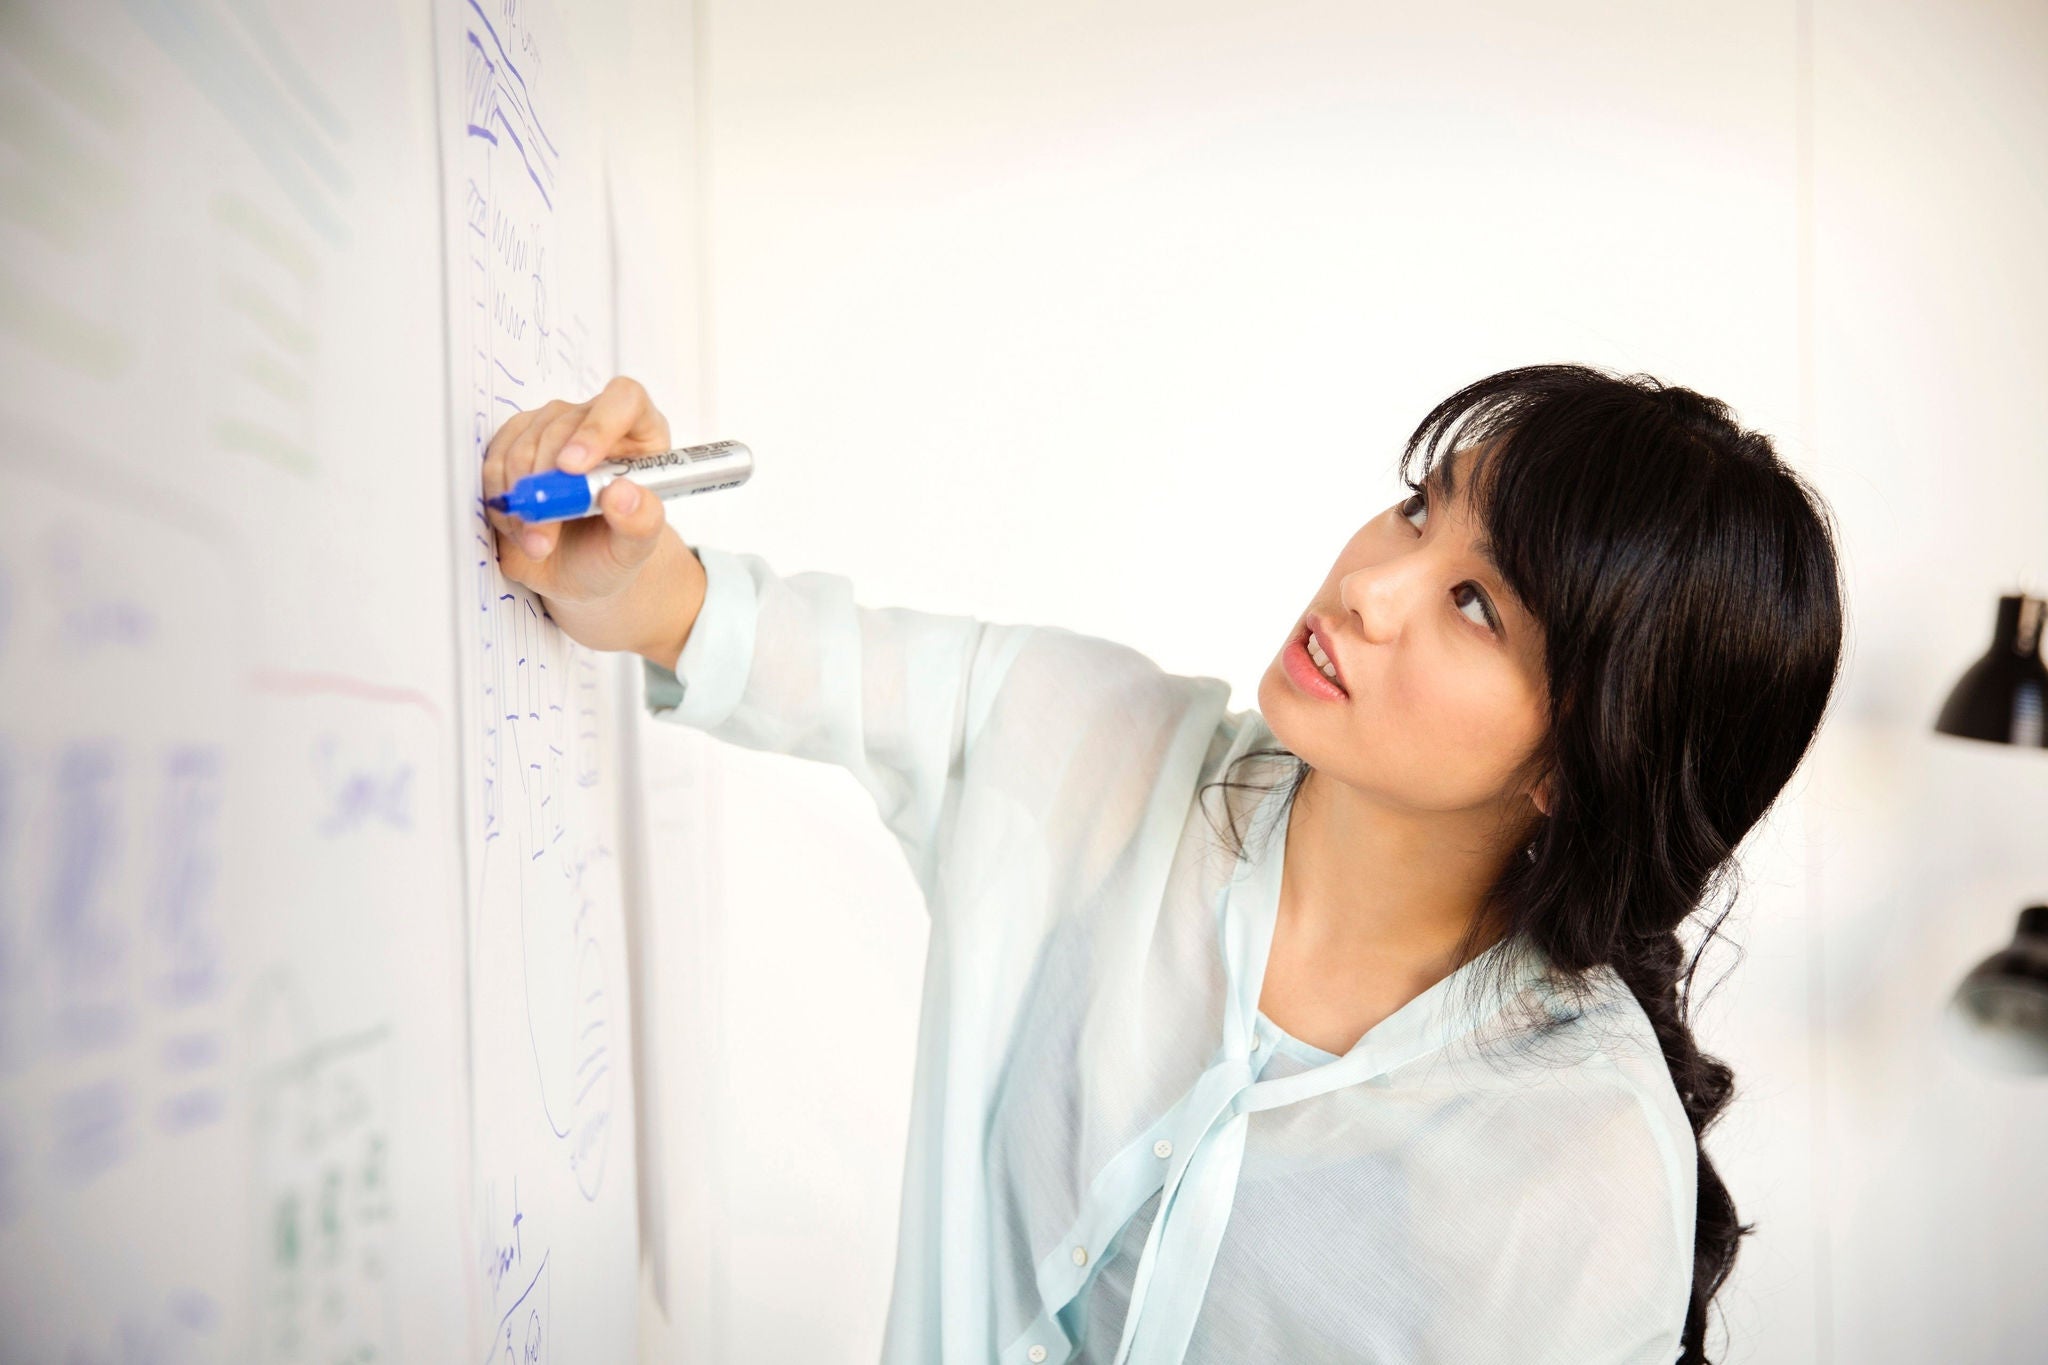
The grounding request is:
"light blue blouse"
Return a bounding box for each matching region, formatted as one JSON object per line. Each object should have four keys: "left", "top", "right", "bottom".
{"left": 647, "top": 544, "right": 1696, "bottom": 1364}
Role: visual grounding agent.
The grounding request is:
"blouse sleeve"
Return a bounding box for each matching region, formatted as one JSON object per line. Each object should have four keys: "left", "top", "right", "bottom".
{"left": 644, "top": 543, "right": 1234, "bottom": 910}
{"left": 644, "top": 543, "right": 1030, "bottom": 893}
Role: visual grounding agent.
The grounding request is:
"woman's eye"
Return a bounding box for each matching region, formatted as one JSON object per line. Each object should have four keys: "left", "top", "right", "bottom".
{"left": 1453, "top": 583, "right": 1498, "bottom": 633}
{"left": 1400, "top": 488, "right": 1500, "bottom": 635}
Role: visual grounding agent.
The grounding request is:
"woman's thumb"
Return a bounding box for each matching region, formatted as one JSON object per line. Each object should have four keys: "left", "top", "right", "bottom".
{"left": 598, "top": 476, "right": 665, "bottom": 570}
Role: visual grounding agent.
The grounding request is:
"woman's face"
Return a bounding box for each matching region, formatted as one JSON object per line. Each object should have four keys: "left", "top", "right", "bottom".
{"left": 1257, "top": 446, "right": 1553, "bottom": 823}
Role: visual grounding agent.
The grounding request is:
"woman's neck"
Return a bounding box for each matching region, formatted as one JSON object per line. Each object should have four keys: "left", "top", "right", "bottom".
{"left": 1277, "top": 767, "right": 1516, "bottom": 971}
{"left": 1257, "top": 770, "right": 1520, "bottom": 1055}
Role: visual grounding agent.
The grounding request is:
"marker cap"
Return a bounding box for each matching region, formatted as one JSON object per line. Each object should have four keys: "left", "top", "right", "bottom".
{"left": 486, "top": 469, "right": 592, "bottom": 522}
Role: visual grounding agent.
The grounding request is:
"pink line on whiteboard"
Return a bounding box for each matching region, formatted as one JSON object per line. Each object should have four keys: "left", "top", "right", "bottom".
{"left": 248, "top": 668, "right": 443, "bottom": 720}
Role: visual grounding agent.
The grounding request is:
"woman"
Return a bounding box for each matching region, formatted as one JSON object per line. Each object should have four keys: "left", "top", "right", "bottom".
{"left": 483, "top": 363, "right": 1846, "bottom": 1364}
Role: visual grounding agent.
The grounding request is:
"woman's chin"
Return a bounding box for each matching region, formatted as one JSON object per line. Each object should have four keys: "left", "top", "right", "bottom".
{"left": 1257, "top": 666, "right": 1315, "bottom": 737}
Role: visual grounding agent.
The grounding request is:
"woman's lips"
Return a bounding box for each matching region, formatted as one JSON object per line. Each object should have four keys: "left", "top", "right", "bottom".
{"left": 1284, "top": 622, "right": 1349, "bottom": 700}
{"left": 1305, "top": 617, "right": 1347, "bottom": 691}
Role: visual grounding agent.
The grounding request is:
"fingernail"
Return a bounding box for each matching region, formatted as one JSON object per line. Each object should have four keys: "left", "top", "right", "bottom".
{"left": 562, "top": 443, "right": 590, "bottom": 471}
{"left": 523, "top": 530, "right": 550, "bottom": 557}
{"left": 613, "top": 481, "right": 640, "bottom": 512}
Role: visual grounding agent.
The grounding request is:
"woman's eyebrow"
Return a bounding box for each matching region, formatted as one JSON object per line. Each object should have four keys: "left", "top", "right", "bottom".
{"left": 1422, "top": 460, "right": 1503, "bottom": 579}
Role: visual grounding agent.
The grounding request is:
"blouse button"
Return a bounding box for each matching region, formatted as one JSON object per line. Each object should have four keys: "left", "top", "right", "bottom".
{"left": 1028, "top": 1346, "right": 1049, "bottom": 1363}
{"left": 1071, "top": 1244, "right": 1089, "bottom": 1267}
{"left": 1153, "top": 1139, "right": 1173, "bottom": 1159}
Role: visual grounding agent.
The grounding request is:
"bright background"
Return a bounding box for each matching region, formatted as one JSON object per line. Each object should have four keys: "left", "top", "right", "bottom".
{"left": 618, "top": 1, "right": 2048, "bottom": 1360}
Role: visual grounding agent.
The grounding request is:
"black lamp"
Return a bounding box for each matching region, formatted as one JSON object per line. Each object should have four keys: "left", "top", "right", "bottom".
{"left": 1946, "top": 906, "right": 2048, "bottom": 1074}
{"left": 1932, "top": 593, "right": 2046, "bottom": 747}
{"left": 1935, "top": 592, "right": 2048, "bottom": 1072}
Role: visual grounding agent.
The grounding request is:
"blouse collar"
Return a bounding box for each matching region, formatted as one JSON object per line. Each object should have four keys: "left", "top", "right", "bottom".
{"left": 1222, "top": 714, "right": 1552, "bottom": 1095}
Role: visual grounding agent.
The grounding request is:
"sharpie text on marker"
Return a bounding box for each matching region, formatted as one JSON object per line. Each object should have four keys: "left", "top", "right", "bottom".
{"left": 487, "top": 440, "right": 754, "bottom": 522}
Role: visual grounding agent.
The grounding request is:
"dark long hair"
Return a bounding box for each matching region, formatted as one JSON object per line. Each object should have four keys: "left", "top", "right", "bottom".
{"left": 1201, "top": 363, "right": 1846, "bottom": 1363}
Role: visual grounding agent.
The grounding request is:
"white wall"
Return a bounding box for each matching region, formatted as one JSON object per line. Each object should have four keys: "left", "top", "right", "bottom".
{"left": 1790, "top": 2, "right": 2048, "bottom": 1360}
{"left": 640, "top": 1, "right": 2048, "bottom": 1359}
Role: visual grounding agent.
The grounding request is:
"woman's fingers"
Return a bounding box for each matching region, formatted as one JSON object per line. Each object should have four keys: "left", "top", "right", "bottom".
{"left": 481, "top": 376, "right": 671, "bottom": 578}
{"left": 503, "top": 399, "right": 574, "bottom": 486}
{"left": 482, "top": 403, "right": 550, "bottom": 538}
{"left": 520, "top": 404, "right": 593, "bottom": 559}
{"left": 561, "top": 375, "right": 667, "bottom": 474}
{"left": 497, "top": 401, "right": 574, "bottom": 556}
{"left": 595, "top": 470, "right": 667, "bottom": 575}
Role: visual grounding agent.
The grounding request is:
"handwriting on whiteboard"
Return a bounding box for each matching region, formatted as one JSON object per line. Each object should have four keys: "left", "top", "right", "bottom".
{"left": 451, "top": 0, "right": 627, "bottom": 1350}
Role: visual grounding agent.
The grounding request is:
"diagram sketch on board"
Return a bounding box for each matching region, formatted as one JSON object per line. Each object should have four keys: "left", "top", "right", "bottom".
{"left": 0, "top": 0, "right": 472, "bottom": 1360}
{"left": 436, "top": 0, "right": 640, "bottom": 1357}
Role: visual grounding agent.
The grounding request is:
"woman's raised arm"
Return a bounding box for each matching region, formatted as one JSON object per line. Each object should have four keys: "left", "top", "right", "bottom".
{"left": 647, "top": 541, "right": 1035, "bottom": 892}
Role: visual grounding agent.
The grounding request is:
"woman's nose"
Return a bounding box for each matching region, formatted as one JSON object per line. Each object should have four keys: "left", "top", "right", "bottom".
{"left": 1339, "top": 556, "right": 1431, "bottom": 644}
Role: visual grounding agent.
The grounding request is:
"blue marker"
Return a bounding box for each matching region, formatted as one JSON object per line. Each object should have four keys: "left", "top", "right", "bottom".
{"left": 487, "top": 440, "right": 754, "bottom": 522}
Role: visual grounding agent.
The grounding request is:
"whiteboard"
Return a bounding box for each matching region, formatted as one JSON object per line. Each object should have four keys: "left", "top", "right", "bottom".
{"left": 435, "top": 0, "right": 640, "bottom": 1356}
{"left": 0, "top": 0, "right": 644, "bottom": 1357}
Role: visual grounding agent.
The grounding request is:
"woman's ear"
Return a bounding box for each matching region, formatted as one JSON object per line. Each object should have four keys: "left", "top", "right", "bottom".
{"left": 1530, "top": 774, "right": 1553, "bottom": 819}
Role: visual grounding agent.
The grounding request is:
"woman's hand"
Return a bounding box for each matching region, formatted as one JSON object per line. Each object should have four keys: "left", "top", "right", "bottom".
{"left": 482, "top": 375, "right": 707, "bottom": 665}
{"left": 483, "top": 375, "right": 673, "bottom": 601}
